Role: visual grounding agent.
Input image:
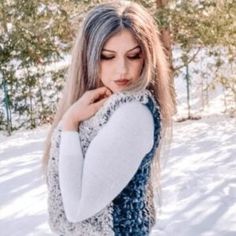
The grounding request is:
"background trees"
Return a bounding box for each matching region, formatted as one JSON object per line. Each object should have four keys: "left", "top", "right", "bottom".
{"left": 0, "top": 0, "right": 73, "bottom": 133}
{"left": 0, "top": 0, "right": 235, "bottom": 134}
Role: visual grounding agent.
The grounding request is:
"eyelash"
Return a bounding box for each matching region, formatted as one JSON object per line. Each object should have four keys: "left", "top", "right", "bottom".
{"left": 101, "top": 53, "right": 141, "bottom": 60}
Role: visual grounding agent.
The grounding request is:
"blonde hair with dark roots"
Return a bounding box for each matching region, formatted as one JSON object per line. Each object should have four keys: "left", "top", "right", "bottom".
{"left": 42, "top": 0, "right": 176, "bottom": 208}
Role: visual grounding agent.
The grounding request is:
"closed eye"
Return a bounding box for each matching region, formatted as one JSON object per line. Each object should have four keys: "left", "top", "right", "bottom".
{"left": 101, "top": 55, "right": 114, "bottom": 60}
{"left": 101, "top": 53, "right": 142, "bottom": 60}
{"left": 127, "top": 53, "right": 142, "bottom": 60}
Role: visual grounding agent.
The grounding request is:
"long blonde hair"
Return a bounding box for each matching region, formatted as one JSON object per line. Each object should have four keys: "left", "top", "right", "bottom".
{"left": 42, "top": 0, "right": 176, "bottom": 205}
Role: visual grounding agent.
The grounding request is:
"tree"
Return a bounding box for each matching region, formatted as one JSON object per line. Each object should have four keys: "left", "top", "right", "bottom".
{"left": 0, "top": 0, "right": 73, "bottom": 133}
{"left": 165, "top": 0, "right": 235, "bottom": 118}
{"left": 155, "top": 0, "right": 177, "bottom": 116}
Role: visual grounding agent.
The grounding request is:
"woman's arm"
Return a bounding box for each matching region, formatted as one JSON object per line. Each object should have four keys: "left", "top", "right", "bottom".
{"left": 59, "top": 101, "right": 155, "bottom": 223}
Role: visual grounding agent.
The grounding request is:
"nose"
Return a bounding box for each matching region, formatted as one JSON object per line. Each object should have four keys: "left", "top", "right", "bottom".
{"left": 116, "top": 57, "right": 128, "bottom": 78}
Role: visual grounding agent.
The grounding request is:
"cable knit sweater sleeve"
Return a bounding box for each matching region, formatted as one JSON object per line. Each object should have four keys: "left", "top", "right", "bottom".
{"left": 59, "top": 101, "right": 154, "bottom": 223}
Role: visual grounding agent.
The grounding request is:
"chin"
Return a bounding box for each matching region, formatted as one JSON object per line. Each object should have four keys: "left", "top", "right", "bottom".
{"left": 104, "top": 84, "right": 126, "bottom": 93}
{"left": 106, "top": 86, "right": 118, "bottom": 93}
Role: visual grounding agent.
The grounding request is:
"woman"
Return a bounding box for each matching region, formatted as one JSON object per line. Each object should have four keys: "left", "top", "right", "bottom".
{"left": 42, "top": 1, "right": 176, "bottom": 235}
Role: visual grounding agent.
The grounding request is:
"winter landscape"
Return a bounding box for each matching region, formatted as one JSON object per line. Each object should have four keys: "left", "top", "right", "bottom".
{"left": 0, "top": 1, "right": 235, "bottom": 235}
{"left": 0, "top": 72, "right": 235, "bottom": 235}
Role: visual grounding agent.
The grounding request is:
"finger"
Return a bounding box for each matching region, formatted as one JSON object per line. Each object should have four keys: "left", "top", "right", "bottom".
{"left": 105, "top": 89, "right": 112, "bottom": 96}
{"left": 88, "top": 86, "right": 107, "bottom": 95}
{"left": 93, "top": 97, "right": 108, "bottom": 111}
{"left": 90, "top": 87, "right": 112, "bottom": 102}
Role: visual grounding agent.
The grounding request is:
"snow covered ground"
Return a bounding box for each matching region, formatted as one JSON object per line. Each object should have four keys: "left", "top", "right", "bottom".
{"left": 152, "top": 114, "right": 236, "bottom": 236}
{"left": 0, "top": 111, "right": 235, "bottom": 236}
{"left": 0, "top": 75, "right": 235, "bottom": 235}
{"left": 0, "top": 124, "right": 54, "bottom": 236}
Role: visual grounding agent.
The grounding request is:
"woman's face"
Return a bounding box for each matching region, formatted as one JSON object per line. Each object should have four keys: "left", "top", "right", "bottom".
{"left": 99, "top": 29, "right": 144, "bottom": 93}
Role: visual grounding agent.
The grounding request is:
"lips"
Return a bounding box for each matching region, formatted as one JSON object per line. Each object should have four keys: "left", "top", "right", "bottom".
{"left": 114, "top": 79, "right": 130, "bottom": 86}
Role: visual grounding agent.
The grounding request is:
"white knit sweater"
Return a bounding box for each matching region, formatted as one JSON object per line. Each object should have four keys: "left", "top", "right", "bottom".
{"left": 47, "top": 88, "right": 161, "bottom": 236}
{"left": 59, "top": 101, "right": 154, "bottom": 223}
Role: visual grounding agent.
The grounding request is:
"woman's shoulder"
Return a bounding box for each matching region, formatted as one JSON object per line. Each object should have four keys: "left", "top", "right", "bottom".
{"left": 81, "top": 88, "right": 160, "bottom": 128}
{"left": 108, "top": 99, "right": 153, "bottom": 122}
{"left": 101, "top": 88, "right": 158, "bottom": 113}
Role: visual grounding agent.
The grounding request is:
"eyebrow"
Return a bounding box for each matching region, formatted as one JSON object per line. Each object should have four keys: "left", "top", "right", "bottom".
{"left": 102, "top": 45, "right": 141, "bottom": 53}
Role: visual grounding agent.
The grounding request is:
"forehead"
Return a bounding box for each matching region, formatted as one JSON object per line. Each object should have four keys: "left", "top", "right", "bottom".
{"left": 103, "top": 29, "right": 139, "bottom": 51}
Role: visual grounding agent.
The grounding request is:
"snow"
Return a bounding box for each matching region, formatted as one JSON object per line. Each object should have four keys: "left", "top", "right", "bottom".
{"left": 0, "top": 73, "right": 235, "bottom": 235}
{"left": 0, "top": 125, "right": 53, "bottom": 235}
{"left": 151, "top": 114, "right": 236, "bottom": 236}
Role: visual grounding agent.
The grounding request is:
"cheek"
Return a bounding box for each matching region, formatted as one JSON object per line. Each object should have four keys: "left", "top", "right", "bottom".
{"left": 131, "top": 60, "right": 144, "bottom": 76}
{"left": 100, "top": 64, "right": 108, "bottom": 76}
{"left": 100, "top": 63, "right": 112, "bottom": 83}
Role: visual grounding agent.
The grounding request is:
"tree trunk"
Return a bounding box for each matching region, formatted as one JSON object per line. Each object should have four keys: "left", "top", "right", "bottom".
{"left": 156, "top": 0, "right": 177, "bottom": 115}
{"left": 186, "top": 64, "right": 191, "bottom": 118}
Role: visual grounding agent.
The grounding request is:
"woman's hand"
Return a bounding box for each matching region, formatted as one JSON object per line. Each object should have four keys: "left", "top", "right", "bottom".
{"left": 62, "top": 87, "right": 112, "bottom": 131}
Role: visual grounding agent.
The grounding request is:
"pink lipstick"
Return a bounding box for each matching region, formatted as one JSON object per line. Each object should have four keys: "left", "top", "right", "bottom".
{"left": 114, "top": 79, "right": 130, "bottom": 86}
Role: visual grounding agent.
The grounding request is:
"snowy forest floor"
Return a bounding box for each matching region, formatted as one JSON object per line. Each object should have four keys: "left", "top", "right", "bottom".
{"left": 0, "top": 111, "right": 235, "bottom": 236}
